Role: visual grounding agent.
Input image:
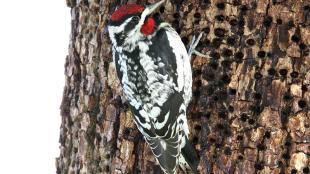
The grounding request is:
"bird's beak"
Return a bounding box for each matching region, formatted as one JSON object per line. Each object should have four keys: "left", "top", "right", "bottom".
{"left": 144, "top": 0, "right": 165, "bottom": 16}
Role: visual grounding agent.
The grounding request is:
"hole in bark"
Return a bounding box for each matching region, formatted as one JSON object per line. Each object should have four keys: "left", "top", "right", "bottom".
{"left": 221, "top": 60, "right": 232, "bottom": 68}
{"left": 212, "top": 38, "right": 223, "bottom": 48}
{"left": 240, "top": 5, "right": 248, "bottom": 12}
{"left": 159, "top": 6, "right": 165, "bottom": 13}
{"left": 299, "top": 43, "right": 308, "bottom": 50}
{"left": 276, "top": 18, "right": 283, "bottom": 24}
{"left": 248, "top": 119, "right": 255, "bottom": 125}
{"left": 283, "top": 94, "right": 292, "bottom": 101}
{"left": 303, "top": 167, "right": 310, "bottom": 173}
{"left": 218, "top": 110, "right": 228, "bottom": 119}
{"left": 203, "top": 112, "right": 211, "bottom": 119}
{"left": 194, "top": 125, "right": 202, "bottom": 131}
{"left": 279, "top": 69, "right": 288, "bottom": 76}
{"left": 282, "top": 153, "right": 290, "bottom": 160}
{"left": 202, "top": 69, "right": 215, "bottom": 81}
{"left": 173, "top": 13, "right": 180, "bottom": 19}
{"left": 257, "top": 50, "right": 266, "bottom": 58}
{"left": 240, "top": 113, "right": 248, "bottom": 122}
{"left": 221, "top": 74, "right": 231, "bottom": 84}
{"left": 237, "top": 135, "right": 243, "bottom": 141}
{"left": 229, "top": 19, "right": 238, "bottom": 26}
{"left": 210, "top": 51, "right": 221, "bottom": 59}
{"left": 227, "top": 36, "right": 236, "bottom": 45}
{"left": 285, "top": 141, "right": 291, "bottom": 147}
{"left": 193, "top": 89, "right": 200, "bottom": 97}
{"left": 105, "top": 166, "right": 110, "bottom": 172}
{"left": 216, "top": 2, "right": 225, "bottom": 10}
{"left": 291, "top": 34, "right": 300, "bottom": 43}
{"left": 233, "top": 0, "right": 241, "bottom": 6}
{"left": 194, "top": 12, "right": 201, "bottom": 18}
{"left": 263, "top": 16, "right": 273, "bottom": 27}
{"left": 254, "top": 72, "right": 263, "bottom": 80}
{"left": 291, "top": 169, "right": 298, "bottom": 174}
{"left": 204, "top": 27, "right": 210, "bottom": 34}
{"left": 222, "top": 48, "right": 233, "bottom": 57}
{"left": 268, "top": 68, "right": 276, "bottom": 76}
{"left": 215, "top": 14, "right": 226, "bottom": 22}
{"left": 195, "top": 80, "right": 202, "bottom": 87}
{"left": 301, "top": 85, "right": 308, "bottom": 91}
{"left": 205, "top": 85, "right": 215, "bottom": 95}
{"left": 246, "top": 38, "right": 255, "bottom": 46}
{"left": 254, "top": 162, "right": 264, "bottom": 170}
{"left": 238, "top": 155, "right": 244, "bottom": 160}
{"left": 209, "top": 61, "right": 219, "bottom": 70}
{"left": 224, "top": 147, "right": 232, "bottom": 155}
{"left": 228, "top": 105, "right": 234, "bottom": 112}
{"left": 298, "top": 100, "right": 307, "bottom": 108}
{"left": 238, "top": 18, "right": 245, "bottom": 28}
{"left": 257, "top": 144, "right": 266, "bottom": 151}
{"left": 214, "top": 28, "right": 226, "bottom": 37}
{"left": 193, "top": 69, "right": 202, "bottom": 76}
{"left": 229, "top": 88, "right": 237, "bottom": 95}
{"left": 290, "top": 71, "right": 299, "bottom": 78}
{"left": 264, "top": 131, "right": 271, "bottom": 139}
{"left": 253, "top": 92, "right": 262, "bottom": 100}
{"left": 234, "top": 51, "right": 244, "bottom": 63}
{"left": 192, "top": 136, "right": 199, "bottom": 144}
{"left": 287, "top": 20, "right": 295, "bottom": 28}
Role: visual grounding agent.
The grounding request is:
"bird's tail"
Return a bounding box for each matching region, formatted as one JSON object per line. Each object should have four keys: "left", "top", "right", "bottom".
{"left": 179, "top": 136, "right": 199, "bottom": 174}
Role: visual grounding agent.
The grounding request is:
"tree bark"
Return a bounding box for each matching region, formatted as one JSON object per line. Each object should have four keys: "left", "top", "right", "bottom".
{"left": 56, "top": 0, "right": 310, "bottom": 173}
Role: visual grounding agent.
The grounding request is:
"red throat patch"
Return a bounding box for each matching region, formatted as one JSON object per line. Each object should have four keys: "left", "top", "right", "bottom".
{"left": 141, "top": 18, "right": 156, "bottom": 36}
{"left": 111, "top": 4, "right": 145, "bottom": 22}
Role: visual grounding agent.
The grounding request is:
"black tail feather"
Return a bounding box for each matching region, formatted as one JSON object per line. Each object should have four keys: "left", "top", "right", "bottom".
{"left": 180, "top": 137, "right": 199, "bottom": 173}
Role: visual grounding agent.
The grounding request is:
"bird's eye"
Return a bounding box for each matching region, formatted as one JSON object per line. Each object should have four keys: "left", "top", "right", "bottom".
{"left": 131, "top": 16, "right": 140, "bottom": 22}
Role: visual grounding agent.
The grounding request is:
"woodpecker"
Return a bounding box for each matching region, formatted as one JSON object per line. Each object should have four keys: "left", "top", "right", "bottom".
{"left": 108, "top": 0, "right": 199, "bottom": 173}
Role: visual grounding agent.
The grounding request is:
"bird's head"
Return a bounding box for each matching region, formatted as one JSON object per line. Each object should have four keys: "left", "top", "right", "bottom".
{"left": 108, "top": 0, "right": 165, "bottom": 46}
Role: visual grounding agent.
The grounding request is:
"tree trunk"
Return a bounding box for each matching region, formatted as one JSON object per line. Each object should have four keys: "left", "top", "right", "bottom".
{"left": 56, "top": 0, "right": 310, "bottom": 173}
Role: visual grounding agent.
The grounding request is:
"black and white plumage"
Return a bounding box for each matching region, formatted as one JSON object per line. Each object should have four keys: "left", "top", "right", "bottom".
{"left": 108, "top": 0, "right": 198, "bottom": 173}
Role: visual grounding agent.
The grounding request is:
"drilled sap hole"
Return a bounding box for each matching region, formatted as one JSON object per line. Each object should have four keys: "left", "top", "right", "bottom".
{"left": 264, "top": 131, "right": 271, "bottom": 139}
{"left": 224, "top": 147, "right": 232, "bottom": 156}
{"left": 276, "top": 18, "right": 283, "bottom": 25}
{"left": 268, "top": 68, "right": 276, "bottom": 76}
{"left": 291, "top": 34, "right": 300, "bottom": 43}
{"left": 214, "top": 28, "right": 227, "bottom": 37}
{"left": 263, "top": 16, "right": 273, "bottom": 27}
{"left": 234, "top": 51, "right": 244, "bottom": 63}
{"left": 279, "top": 68, "right": 288, "bottom": 76}
{"left": 212, "top": 38, "right": 222, "bottom": 48}
{"left": 253, "top": 92, "right": 262, "bottom": 100}
{"left": 240, "top": 113, "right": 248, "bottom": 122}
{"left": 216, "top": 2, "right": 225, "bottom": 10}
{"left": 290, "top": 71, "right": 299, "bottom": 78}
{"left": 291, "top": 169, "right": 298, "bottom": 174}
{"left": 257, "top": 50, "right": 266, "bottom": 58}
{"left": 254, "top": 72, "right": 263, "bottom": 80}
{"left": 298, "top": 100, "right": 307, "bottom": 108}
{"left": 222, "top": 48, "right": 233, "bottom": 57}
{"left": 246, "top": 38, "right": 255, "bottom": 46}
{"left": 215, "top": 14, "right": 226, "bottom": 22}
{"left": 301, "top": 85, "right": 308, "bottom": 92}
{"left": 254, "top": 162, "right": 264, "bottom": 170}
{"left": 194, "top": 12, "right": 201, "bottom": 19}
{"left": 283, "top": 93, "right": 292, "bottom": 101}
{"left": 257, "top": 144, "right": 266, "bottom": 151}
{"left": 303, "top": 167, "right": 310, "bottom": 174}
{"left": 248, "top": 118, "right": 255, "bottom": 125}
{"left": 229, "top": 88, "right": 237, "bottom": 95}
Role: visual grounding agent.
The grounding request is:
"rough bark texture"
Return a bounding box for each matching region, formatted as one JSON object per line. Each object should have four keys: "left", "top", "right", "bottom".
{"left": 56, "top": 0, "right": 310, "bottom": 173}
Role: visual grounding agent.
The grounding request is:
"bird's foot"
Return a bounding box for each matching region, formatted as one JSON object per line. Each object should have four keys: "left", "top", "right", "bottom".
{"left": 188, "top": 33, "right": 208, "bottom": 58}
